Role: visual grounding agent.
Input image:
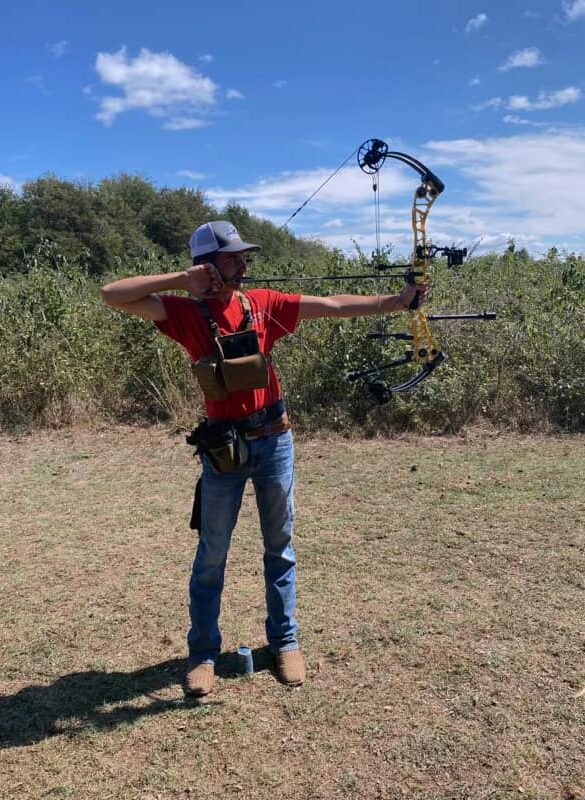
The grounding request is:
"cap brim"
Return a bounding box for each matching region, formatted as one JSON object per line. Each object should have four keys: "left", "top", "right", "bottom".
{"left": 217, "top": 240, "right": 261, "bottom": 253}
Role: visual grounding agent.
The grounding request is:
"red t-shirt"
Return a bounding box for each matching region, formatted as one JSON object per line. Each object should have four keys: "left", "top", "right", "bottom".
{"left": 155, "top": 289, "right": 301, "bottom": 420}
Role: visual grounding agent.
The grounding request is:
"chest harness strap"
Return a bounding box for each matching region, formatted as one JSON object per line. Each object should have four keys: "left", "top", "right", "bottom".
{"left": 191, "top": 292, "right": 269, "bottom": 400}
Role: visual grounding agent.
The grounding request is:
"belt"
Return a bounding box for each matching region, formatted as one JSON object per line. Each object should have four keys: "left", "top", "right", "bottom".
{"left": 208, "top": 400, "right": 289, "bottom": 438}
{"left": 244, "top": 417, "right": 291, "bottom": 439}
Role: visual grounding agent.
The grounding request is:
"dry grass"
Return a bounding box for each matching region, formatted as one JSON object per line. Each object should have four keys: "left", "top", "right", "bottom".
{"left": 0, "top": 426, "right": 584, "bottom": 800}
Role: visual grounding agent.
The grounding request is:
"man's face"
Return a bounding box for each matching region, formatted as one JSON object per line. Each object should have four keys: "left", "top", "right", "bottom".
{"left": 215, "top": 251, "right": 251, "bottom": 287}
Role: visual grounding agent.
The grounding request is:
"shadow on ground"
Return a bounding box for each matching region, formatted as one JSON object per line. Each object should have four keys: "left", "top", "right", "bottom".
{"left": 0, "top": 647, "right": 274, "bottom": 748}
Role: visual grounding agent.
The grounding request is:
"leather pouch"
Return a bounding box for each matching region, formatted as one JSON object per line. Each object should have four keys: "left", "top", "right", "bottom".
{"left": 220, "top": 352, "right": 269, "bottom": 392}
{"left": 216, "top": 329, "right": 268, "bottom": 392}
{"left": 191, "top": 358, "right": 228, "bottom": 400}
{"left": 186, "top": 419, "right": 249, "bottom": 474}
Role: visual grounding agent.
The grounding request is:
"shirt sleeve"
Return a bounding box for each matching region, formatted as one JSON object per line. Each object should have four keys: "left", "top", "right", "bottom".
{"left": 154, "top": 294, "right": 198, "bottom": 343}
{"left": 154, "top": 294, "right": 214, "bottom": 365}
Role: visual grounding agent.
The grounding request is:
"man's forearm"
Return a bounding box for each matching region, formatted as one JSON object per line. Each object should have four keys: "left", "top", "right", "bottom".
{"left": 326, "top": 293, "right": 408, "bottom": 317}
{"left": 101, "top": 271, "right": 187, "bottom": 305}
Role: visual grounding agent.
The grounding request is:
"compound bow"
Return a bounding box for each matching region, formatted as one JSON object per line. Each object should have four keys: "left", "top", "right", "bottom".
{"left": 343, "top": 138, "right": 496, "bottom": 403}
{"left": 244, "top": 137, "right": 496, "bottom": 403}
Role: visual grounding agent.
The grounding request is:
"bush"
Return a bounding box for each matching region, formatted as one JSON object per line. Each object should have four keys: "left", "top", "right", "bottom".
{"left": 1, "top": 241, "right": 583, "bottom": 433}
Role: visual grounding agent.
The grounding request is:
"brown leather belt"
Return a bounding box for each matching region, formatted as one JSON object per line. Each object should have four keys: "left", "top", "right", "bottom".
{"left": 244, "top": 414, "right": 291, "bottom": 439}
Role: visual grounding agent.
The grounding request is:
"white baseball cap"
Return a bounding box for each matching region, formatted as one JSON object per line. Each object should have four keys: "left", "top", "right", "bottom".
{"left": 189, "top": 220, "right": 261, "bottom": 259}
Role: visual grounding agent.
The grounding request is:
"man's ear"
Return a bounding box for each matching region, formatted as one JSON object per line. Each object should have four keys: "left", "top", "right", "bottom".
{"left": 193, "top": 253, "right": 217, "bottom": 266}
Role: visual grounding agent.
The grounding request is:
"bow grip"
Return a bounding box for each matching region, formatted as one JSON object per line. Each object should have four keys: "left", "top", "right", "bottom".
{"left": 406, "top": 271, "right": 422, "bottom": 310}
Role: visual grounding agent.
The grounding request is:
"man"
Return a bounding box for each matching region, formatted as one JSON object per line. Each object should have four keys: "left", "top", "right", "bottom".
{"left": 101, "top": 220, "right": 427, "bottom": 697}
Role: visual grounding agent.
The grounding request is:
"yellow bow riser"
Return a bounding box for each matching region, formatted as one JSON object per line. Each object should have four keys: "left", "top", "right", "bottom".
{"left": 410, "top": 181, "right": 440, "bottom": 364}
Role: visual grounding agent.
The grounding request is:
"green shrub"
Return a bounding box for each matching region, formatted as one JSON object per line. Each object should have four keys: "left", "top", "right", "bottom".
{"left": 0, "top": 241, "right": 583, "bottom": 433}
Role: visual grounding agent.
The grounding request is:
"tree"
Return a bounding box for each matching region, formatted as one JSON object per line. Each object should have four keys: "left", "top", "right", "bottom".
{"left": 143, "top": 188, "right": 217, "bottom": 256}
{"left": 0, "top": 187, "right": 27, "bottom": 274}
{"left": 21, "top": 176, "right": 100, "bottom": 270}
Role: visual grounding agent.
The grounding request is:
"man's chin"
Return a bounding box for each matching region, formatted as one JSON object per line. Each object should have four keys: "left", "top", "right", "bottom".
{"left": 217, "top": 285, "right": 237, "bottom": 301}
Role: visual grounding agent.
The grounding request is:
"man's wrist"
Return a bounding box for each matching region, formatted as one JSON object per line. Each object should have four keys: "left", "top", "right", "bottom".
{"left": 380, "top": 295, "right": 410, "bottom": 313}
{"left": 169, "top": 271, "right": 189, "bottom": 292}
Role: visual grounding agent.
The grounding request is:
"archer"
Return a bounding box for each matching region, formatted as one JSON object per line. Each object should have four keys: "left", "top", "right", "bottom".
{"left": 101, "top": 219, "right": 428, "bottom": 696}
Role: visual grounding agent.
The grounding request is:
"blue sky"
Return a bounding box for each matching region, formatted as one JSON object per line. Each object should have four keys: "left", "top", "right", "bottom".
{"left": 2, "top": 0, "right": 585, "bottom": 256}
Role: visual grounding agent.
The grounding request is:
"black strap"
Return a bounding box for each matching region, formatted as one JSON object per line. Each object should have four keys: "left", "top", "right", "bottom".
{"left": 197, "top": 292, "right": 253, "bottom": 340}
{"left": 190, "top": 476, "right": 202, "bottom": 532}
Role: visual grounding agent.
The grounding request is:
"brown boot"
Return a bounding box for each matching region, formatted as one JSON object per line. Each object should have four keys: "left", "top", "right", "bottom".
{"left": 275, "top": 649, "right": 305, "bottom": 686}
{"left": 184, "top": 662, "right": 214, "bottom": 696}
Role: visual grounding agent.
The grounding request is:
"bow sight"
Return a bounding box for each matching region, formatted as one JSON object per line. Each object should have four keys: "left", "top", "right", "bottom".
{"left": 421, "top": 245, "right": 467, "bottom": 267}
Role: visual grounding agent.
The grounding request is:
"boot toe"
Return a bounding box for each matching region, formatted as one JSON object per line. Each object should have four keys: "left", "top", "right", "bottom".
{"left": 184, "top": 663, "right": 215, "bottom": 696}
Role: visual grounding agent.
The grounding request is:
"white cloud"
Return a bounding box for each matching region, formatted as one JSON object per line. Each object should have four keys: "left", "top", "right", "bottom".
{"left": 226, "top": 88, "right": 245, "bottom": 100}
{"left": 206, "top": 163, "right": 413, "bottom": 216}
{"left": 26, "top": 75, "right": 49, "bottom": 96}
{"left": 503, "top": 114, "right": 547, "bottom": 126}
{"left": 204, "top": 162, "right": 421, "bottom": 252}
{"left": 163, "top": 117, "right": 209, "bottom": 131}
{"left": 469, "top": 76, "right": 481, "bottom": 87}
{"left": 424, "top": 131, "right": 585, "bottom": 241}
{"left": 48, "top": 40, "right": 70, "bottom": 58}
{"left": 198, "top": 53, "right": 213, "bottom": 64}
{"left": 508, "top": 86, "right": 581, "bottom": 111}
{"left": 473, "top": 97, "right": 503, "bottom": 111}
{"left": 0, "top": 174, "right": 21, "bottom": 192}
{"left": 465, "top": 13, "right": 488, "bottom": 33}
{"left": 473, "top": 87, "right": 581, "bottom": 114}
{"left": 178, "top": 170, "right": 208, "bottom": 180}
{"left": 302, "top": 139, "right": 328, "bottom": 149}
{"left": 273, "top": 80, "right": 288, "bottom": 89}
{"left": 564, "top": 0, "right": 585, "bottom": 21}
{"left": 94, "top": 47, "right": 218, "bottom": 126}
{"left": 498, "top": 47, "right": 544, "bottom": 71}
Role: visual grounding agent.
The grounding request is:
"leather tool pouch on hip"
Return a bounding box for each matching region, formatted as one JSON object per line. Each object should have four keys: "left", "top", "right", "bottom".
{"left": 186, "top": 418, "right": 249, "bottom": 474}
{"left": 186, "top": 418, "right": 250, "bottom": 533}
{"left": 191, "top": 293, "right": 268, "bottom": 399}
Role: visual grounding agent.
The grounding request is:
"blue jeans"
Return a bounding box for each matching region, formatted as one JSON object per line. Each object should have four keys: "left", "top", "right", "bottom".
{"left": 187, "top": 430, "right": 298, "bottom": 663}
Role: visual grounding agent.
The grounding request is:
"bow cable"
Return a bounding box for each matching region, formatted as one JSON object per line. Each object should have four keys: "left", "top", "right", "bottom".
{"left": 279, "top": 144, "right": 361, "bottom": 230}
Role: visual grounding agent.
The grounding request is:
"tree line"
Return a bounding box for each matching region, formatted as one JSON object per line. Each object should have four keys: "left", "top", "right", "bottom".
{"left": 0, "top": 175, "right": 583, "bottom": 434}
{"left": 0, "top": 174, "right": 327, "bottom": 276}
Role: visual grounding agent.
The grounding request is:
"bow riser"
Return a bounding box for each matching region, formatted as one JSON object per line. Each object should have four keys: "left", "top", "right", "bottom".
{"left": 408, "top": 180, "right": 441, "bottom": 366}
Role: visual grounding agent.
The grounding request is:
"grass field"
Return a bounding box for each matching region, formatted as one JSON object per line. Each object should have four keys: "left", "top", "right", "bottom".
{"left": 0, "top": 427, "right": 584, "bottom": 800}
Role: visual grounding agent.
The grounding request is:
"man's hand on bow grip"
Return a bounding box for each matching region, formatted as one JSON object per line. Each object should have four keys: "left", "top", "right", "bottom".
{"left": 398, "top": 281, "right": 430, "bottom": 311}
{"left": 183, "top": 263, "right": 225, "bottom": 299}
